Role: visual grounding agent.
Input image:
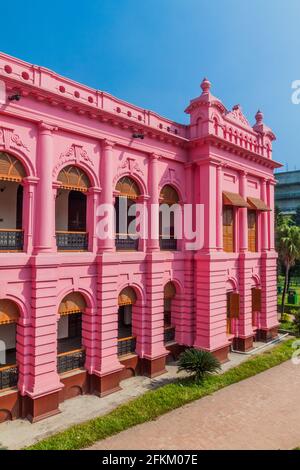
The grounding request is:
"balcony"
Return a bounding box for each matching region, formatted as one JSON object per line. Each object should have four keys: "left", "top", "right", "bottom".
{"left": 160, "top": 237, "right": 177, "bottom": 251}
{"left": 115, "top": 234, "right": 139, "bottom": 251}
{"left": 56, "top": 231, "right": 88, "bottom": 251}
{"left": 164, "top": 326, "right": 176, "bottom": 344}
{"left": 57, "top": 348, "right": 86, "bottom": 374}
{"left": 0, "top": 229, "right": 23, "bottom": 251}
{"left": 0, "top": 364, "right": 18, "bottom": 390}
{"left": 117, "top": 336, "right": 136, "bottom": 356}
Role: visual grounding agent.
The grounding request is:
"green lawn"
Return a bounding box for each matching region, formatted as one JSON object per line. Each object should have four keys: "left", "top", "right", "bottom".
{"left": 27, "top": 339, "right": 295, "bottom": 451}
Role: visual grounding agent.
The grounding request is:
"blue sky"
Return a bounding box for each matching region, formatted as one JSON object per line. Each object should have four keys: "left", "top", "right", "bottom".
{"left": 1, "top": 0, "right": 299, "bottom": 170}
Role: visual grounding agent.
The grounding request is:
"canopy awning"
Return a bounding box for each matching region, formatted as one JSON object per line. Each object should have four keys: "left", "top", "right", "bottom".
{"left": 223, "top": 191, "right": 249, "bottom": 208}
{"left": 0, "top": 300, "right": 19, "bottom": 325}
{"left": 247, "top": 197, "right": 271, "bottom": 212}
{"left": 59, "top": 292, "right": 87, "bottom": 316}
{"left": 118, "top": 287, "right": 137, "bottom": 306}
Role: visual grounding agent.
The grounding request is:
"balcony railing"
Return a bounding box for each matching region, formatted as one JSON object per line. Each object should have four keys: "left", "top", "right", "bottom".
{"left": 57, "top": 348, "right": 86, "bottom": 374}
{"left": 160, "top": 237, "right": 177, "bottom": 251}
{"left": 0, "top": 364, "right": 18, "bottom": 390}
{"left": 117, "top": 336, "right": 136, "bottom": 356}
{"left": 56, "top": 231, "right": 88, "bottom": 251}
{"left": 164, "top": 326, "right": 176, "bottom": 344}
{"left": 115, "top": 234, "right": 139, "bottom": 251}
{"left": 0, "top": 229, "right": 23, "bottom": 251}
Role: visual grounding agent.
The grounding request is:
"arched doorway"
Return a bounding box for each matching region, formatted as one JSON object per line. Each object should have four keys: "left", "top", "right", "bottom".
{"left": 55, "top": 165, "right": 90, "bottom": 251}
{"left": 117, "top": 287, "right": 137, "bottom": 356}
{"left": 159, "top": 185, "right": 179, "bottom": 251}
{"left": 0, "top": 300, "right": 20, "bottom": 390}
{"left": 0, "top": 152, "right": 25, "bottom": 251}
{"left": 115, "top": 176, "right": 140, "bottom": 251}
{"left": 163, "top": 282, "right": 176, "bottom": 344}
{"left": 57, "top": 292, "right": 86, "bottom": 374}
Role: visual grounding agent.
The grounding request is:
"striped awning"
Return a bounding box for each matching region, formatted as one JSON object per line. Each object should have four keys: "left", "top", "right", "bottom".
{"left": 223, "top": 191, "right": 249, "bottom": 208}
{"left": 247, "top": 197, "right": 271, "bottom": 212}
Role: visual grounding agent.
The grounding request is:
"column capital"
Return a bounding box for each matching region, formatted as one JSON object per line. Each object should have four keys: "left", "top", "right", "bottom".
{"left": 22, "top": 176, "right": 39, "bottom": 186}
{"left": 102, "top": 138, "right": 115, "bottom": 150}
{"left": 38, "top": 121, "right": 58, "bottom": 133}
{"left": 149, "top": 152, "right": 161, "bottom": 161}
{"left": 88, "top": 186, "right": 102, "bottom": 195}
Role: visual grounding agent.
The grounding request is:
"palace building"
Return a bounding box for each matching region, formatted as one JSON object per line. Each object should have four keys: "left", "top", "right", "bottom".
{"left": 0, "top": 52, "right": 281, "bottom": 423}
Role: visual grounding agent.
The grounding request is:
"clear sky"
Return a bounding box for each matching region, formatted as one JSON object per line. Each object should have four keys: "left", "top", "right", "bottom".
{"left": 1, "top": 0, "right": 299, "bottom": 171}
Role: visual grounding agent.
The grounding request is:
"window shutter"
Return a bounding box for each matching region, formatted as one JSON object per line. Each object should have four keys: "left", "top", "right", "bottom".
{"left": 229, "top": 293, "right": 240, "bottom": 318}
{"left": 248, "top": 210, "right": 257, "bottom": 252}
{"left": 252, "top": 288, "right": 262, "bottom": 312}
{"left": 223, "top": 207, "right": 234, "bottom": 253}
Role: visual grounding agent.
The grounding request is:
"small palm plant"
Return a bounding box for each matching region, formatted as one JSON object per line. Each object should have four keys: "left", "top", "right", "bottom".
{"left": 177, "top": 348, "right": 221, "bottom": 383}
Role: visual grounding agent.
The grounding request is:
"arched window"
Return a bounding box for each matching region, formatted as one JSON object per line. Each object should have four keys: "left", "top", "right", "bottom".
{"left": 163, "top": 282, "right": 176, "bottom": 344}
{"left": 57, "top": 292, "right": 86, "bottom": 374}
{"left": 0, "top": 300, "right": 20, "bottom": 390}
{"left": 159, "top": 185, "right": 179, "bottom": 251}
{"left": 117, "top": 287, "right": 137, "bottom": 356}
{"left": 56, "top": 166, "right": 90, "bottom": 251}
{"left": 115, "top": 177, "right": 140, "bottom": 251}
{"left": 0, "top": 153, "right": 25, "bottom": 251}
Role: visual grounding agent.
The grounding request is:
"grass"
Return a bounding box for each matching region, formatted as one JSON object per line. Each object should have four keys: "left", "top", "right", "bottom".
{"left": 279, "top": 320, "right": 296, "bottom": 334}
{"left": 26, "top": 339, "right": 295, "bottom": 451}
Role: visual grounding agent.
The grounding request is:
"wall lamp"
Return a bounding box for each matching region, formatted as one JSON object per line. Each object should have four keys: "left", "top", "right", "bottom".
{"left": 8, "top": 93, "right": 21, "bottom": 102}
{"left": 132, "top": 133, "right": 144, "bottom": 139}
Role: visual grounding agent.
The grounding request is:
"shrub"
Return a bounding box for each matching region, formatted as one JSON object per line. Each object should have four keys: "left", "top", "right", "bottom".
{"left": 177, "top": 348, "right": 221, "bottom": 383}
{"left": 293, "top": 311, "right": 300, "bottom": 337}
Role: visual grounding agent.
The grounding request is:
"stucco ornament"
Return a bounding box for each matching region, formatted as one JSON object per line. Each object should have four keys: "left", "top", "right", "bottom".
{"left": 160, "top": 167, "right": 182, "bottom": 191}
{"left": 52, "top": 143, "right": 94, "bottom": 177}
{"left": 114, "top": 156, "right": 144, "bottom": 185}
{"left": 0, "top": 126, "right": 29, "bottom": 151}
{"left": 226, "top": 104, "right": 251, "bottom": 128}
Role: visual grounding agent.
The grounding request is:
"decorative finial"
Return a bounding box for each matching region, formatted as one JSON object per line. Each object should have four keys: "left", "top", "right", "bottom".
{"left": 201, "top": 77, "right": 211, "bottom": 94}
{"left": 255, "top": 109, "right": 264, "bottom": 124}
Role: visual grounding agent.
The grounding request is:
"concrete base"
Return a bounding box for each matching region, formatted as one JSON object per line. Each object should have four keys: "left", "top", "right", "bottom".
{"left": 23, "top": 391, "right": 61, "bottom": 423}
{"left": 141, "top": 355, "right": 167, "bottom": 378}
{"left": 90, "top": 370, "right": 122, "bottom": 398}
{"left": 232, "top": 335, "right": 254, "bottom": 352}
{"left": 256, "top": 326, "right": 279, "bottom": 342}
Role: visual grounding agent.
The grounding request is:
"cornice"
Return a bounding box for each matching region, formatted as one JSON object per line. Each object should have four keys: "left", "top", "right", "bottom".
{"left": 188, "top": 135, "right": 282, "bottom": 170}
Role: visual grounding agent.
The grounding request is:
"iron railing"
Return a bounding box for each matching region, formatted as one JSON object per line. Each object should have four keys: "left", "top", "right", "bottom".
{"left": 0, "top": 229, "right": 23, "bottom": 251}
{"left": 115, "top": 234, "right": 139, "bottom": 251}
{"left": 0, "top": 364, "right": 18, "bottom": 390}
{"left": 164, "top": 326, "right": 176, "bottom": 344}
{"left": 57, "top": 348, "right": 86, "bottom": 374}
{"left": 160, "top": 237, "right": 177, "bottom": 251}
{"left": 117, "top": 336, "right": 136, "bottom": 356}
{"left": 56, "top": 231, "right": 88, "bottom": 251}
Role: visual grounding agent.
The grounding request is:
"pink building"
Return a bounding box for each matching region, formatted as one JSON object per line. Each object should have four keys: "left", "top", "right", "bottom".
{"left": 0, "top": 52, "right": 281, "bottom": 423}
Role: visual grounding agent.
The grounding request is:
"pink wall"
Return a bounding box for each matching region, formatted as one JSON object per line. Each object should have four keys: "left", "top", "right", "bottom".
{"left": 0, "top": 55, "right": 281, "bottom": 401}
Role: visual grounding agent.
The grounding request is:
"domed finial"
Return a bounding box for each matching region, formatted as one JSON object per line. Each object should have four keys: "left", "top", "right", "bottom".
{"left": 201, "top": 77, "right": 211, "bottom": 94}
{"left": 255, "top": 109, "right": 263, "bottom": 124}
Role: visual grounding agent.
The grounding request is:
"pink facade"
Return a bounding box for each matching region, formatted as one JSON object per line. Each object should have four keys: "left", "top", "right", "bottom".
{"left": 0, "top": 53, "right": 281, "bottom": 423}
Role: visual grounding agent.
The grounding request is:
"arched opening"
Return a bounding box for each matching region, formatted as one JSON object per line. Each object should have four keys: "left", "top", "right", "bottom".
{"left": 159, "top": 185, "right": 179, "bottom": 251}
{"left": 117, "top": 287, "right": 137, "bottom": 356}
{"left": 57, "top": 292, "right": 86, "bottom": 374}
{"left": 0, "top": 300, "right": 20, "bottom": 390}
{"left": 55, "top": 165, "right": 90, "bottom": 251}
{"left": 164, "top": 282, "right": 176, "bottom": 344}
{"left": 0, "top": 152, "right": 25, "bottom": 251}
{"left": 115, "top": 176, "right": 140, "bottom": 251}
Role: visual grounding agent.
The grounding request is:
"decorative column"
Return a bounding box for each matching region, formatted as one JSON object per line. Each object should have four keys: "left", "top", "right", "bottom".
{"left": 268, "top": 179, "right": 276, "bottom": 251}
{"left": 99, "top": 140, "right": 115, "bottom": 252}
{"left": 239, "top": 171, "right": 248, "bottom": 253}
{"left": 147, "top": 153, "right": 160, "bottom": 252}
{"left": 216, "top": 164, "right": 223, "bottom": 251}
{"left": 35, "top": 122, "right": 57, "bottom": 253}
{"left": 22, "top": 176, "right": 39, "bottom": 254}
{"left": 87, "top": 186, "right": 101, "bottom": 253}
{"left": 261, "top": 178, "right": 269, "bottom": 252}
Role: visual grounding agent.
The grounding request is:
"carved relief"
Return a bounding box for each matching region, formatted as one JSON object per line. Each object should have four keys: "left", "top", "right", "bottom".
{"left": 52, "top": 143, "right": 94, "bottom": 177}
{"left": 113, "top": 156, "right": 144, "bottom": 185}
{"left": 0, "top": 126, "right": 29, "bottom": 151}
{"left": 226, "top": 104, "right": 251, "bottom": 128}
{"left": 160, "top": 167, "right": 182, "bottom": 189}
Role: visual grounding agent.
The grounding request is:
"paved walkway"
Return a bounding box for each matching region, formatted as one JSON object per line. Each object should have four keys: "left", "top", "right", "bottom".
{"left": 89, "top": 360, "right": 300, "bottom": 451}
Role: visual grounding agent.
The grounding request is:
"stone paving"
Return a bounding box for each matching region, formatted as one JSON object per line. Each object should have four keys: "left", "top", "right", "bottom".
{"left": 89, "top": 360, "right": 300, "bottom": 451}
{"left": 0, "top": 339, "right": 287, "bottom": 450}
